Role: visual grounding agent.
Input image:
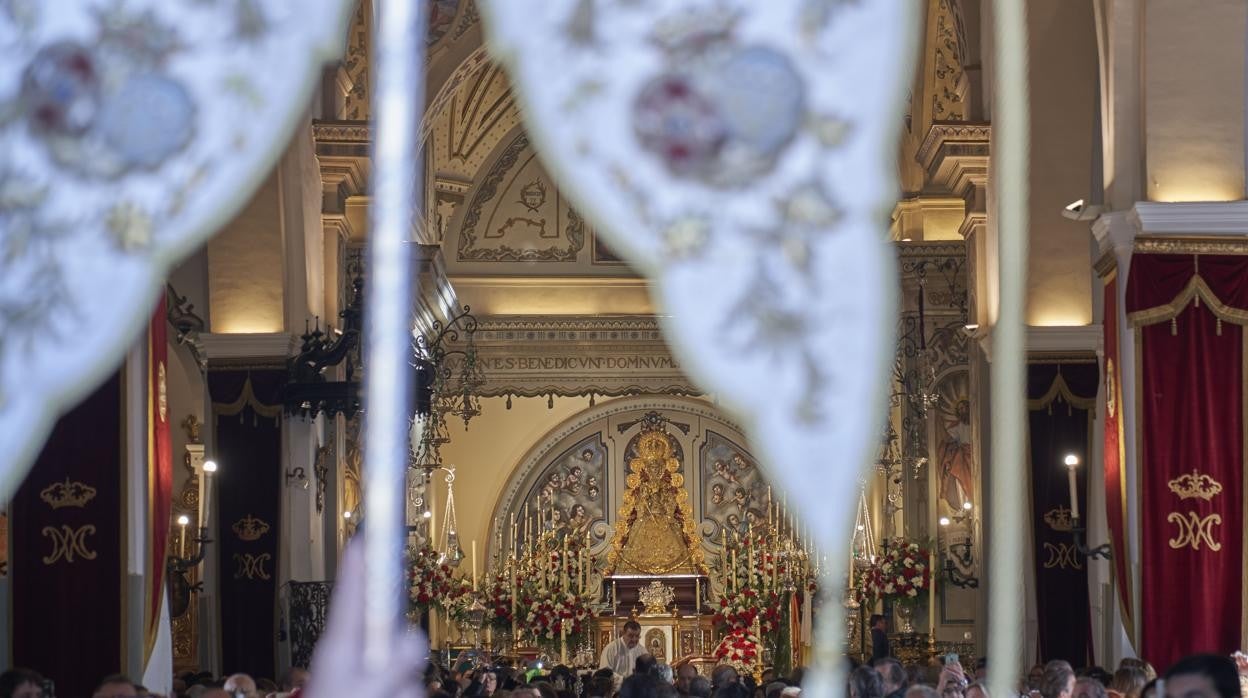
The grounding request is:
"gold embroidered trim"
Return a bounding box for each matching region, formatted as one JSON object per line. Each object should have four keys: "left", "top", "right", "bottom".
{"left": 1126, "top": 273, "right": 1248, "bottom": 328}
{"left": 1026, "top": 372, "right": 1096, "bottom": 411}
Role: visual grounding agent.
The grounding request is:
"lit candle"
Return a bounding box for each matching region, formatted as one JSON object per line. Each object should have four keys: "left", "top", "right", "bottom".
{"left": 1065, "top": 454, "right": 1080, "bottom": 520}
{"left": 201, "top": 460, "right": 217, "bottom": 530}
{"left": 748, "top": 535, "right": 755, "bottom": 586}
{"left": 511, "top": 513, "right": 518, "bottom": 557}
{"left": 561, "top": 536, "right": 569, "bottom": 590}
{"left": 767, "top": 487, "right": 773, "bottom": 527}
{"left": 695, "top": 577, "right": 701, "bottom": 613}
{"left": 472, "top": 539, "right": 479, "bottom": 591}
{"left": 560, "top": 624, "right": 567, "bottom": 664}
{"left": 525, "top": 503, "right": 530, "bottom": 544}
{"left": 612, "top": 579, "right": 617, "bottom": 608}
{"left": 510, "top": 560, "right": 518, "bottom": 637}
{"left": 929, "top": 547, "right": 937, "bottom": 635}
{"left": 177, "top": 514, "right": 189, "bottom": 555}
{"left": 731, "top": 547, "right": 738, "bottom": 592}
{"left": 196, "top": 465, "right": 205, "bottom": 526}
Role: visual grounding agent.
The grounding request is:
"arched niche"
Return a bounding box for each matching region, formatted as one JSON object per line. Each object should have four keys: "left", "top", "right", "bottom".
{"left": 486, "top": 396, "right": 776, "bottom": 562}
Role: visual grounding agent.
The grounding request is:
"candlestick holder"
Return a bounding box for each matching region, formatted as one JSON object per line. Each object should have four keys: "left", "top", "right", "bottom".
{"left": 1069, "top": 515, "right": 1112, "bottom": 560}
{"left": 167, "top": 526, "right": 212, "bottom": 617}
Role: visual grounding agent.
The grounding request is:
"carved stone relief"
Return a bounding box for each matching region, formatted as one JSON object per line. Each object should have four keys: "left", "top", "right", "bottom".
{"left": 515, "top": 433, "right": 609, "bottom": 550}
{"left": 457, "top": 134, "right": 587, "bottom": 262}
{"left": 931, "top": 0, "right": 966, "bottom": 121}
{"left": 699, "top": 431, "right": 771, "bottom": 541}
{"left": 343, "top": 1, "right": 370, "bottom": 121}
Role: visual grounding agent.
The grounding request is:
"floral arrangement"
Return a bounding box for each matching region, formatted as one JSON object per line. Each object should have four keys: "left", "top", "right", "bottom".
{"left": 714, "top": 628, "right": 761, "bottom": 672}
{"left": 854, "top": 539, "right": 932, "bottom": 607}
{"left": 713, "top": 587, "right": 782, "bottom": 634}
{"left": 515, "top": 585, "right": 594, "bottom": 646}
{"left": 483, "top": 570, "right": 514, "bottom": 630}
{"left": 442, "top": 576, "right": 481, "bottom": 623}
{"left": 407, "top": 545, "right": 454, "bottom": 612}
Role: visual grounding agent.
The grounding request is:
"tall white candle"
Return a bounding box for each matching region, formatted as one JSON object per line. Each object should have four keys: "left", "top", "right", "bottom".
{"left": 472, "top": 539, "right": 479, "bottom": 591}
{"left": 1066, "top": 457, "right": 1080, "bottom": 520}
{"left": 201, "top": 460, "right": 217, "bottom": 530}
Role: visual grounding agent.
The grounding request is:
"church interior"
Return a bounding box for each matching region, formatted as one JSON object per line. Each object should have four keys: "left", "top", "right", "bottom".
{"left": 3, "top": 1, "right": 1248, "bottom": 697}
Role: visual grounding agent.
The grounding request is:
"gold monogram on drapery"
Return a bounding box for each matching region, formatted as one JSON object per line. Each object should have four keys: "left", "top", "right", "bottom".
{"left": 1165, "top": 470, "right": 1224, "bottom": 551}
{"left": 233, "top": 553, "right": 272, "bottom": 580}
{"left": 1042, "top": 542, "right": 1082, "bottom": 570}
{"left": 41, "top": 524, "right": 97, "bottom": 564}
{"left": 39, "top": 478, "right": 99, "bottom": 565}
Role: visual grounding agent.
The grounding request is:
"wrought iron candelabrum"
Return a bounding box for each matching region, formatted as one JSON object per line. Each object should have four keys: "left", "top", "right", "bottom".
{"left": 1069, "top": 515, "right": 1112, "bottom": 560}
{"left": 284, "top": 274, "right": 364, "bottom": 419}
{"left": 167, "top": 526, "right": 213, "bottom": 617}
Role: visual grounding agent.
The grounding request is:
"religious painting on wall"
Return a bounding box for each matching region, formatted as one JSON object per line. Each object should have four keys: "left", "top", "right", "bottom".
{"left": 457, "top": 134, "right": 587, "bottom": 263}
{"left": 935, "top": 370, "right": 974, "bottom": 515}
{"left": 699, "top": 431, "right": 769, "bottom": 541}
{"left": 519, "top": 434, "right": 608, "bottom": 547}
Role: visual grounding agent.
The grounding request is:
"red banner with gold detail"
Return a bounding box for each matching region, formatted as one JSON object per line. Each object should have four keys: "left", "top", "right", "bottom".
{"left": 147, "top": 295, "right": 173, "bottom": 660}
{"left": 1101, "top": 271, "right": 1134, "bottom": 641}
{"left": 1127, "top": 254, "right": 1246, "bottom": 671}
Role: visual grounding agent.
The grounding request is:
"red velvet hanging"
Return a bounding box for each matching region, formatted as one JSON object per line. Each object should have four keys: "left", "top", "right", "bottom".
{"left": 1127, "top": 254, "right": 1246, "bottom": 671}
{"left": 1101, "top": 272, "right": 1134, "bottom": 641}
{"left": 147, "top": 295, "right": 173, "bottom": 660}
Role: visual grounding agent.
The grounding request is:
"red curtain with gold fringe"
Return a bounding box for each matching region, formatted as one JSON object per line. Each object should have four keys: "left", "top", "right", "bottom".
{"left": 1101, "top": 271, "right": 1134, "bottom": 642}
{"left": 1127, "top": 254, "right": 1246, "bottom": 671}
{"left": 147, "top": 296, "right": 173, "bottom": 660}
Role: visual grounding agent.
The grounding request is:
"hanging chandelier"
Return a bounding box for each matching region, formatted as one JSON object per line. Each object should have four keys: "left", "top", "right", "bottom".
{"left": 410, "top": 305, "right": 485, "bottom": 471}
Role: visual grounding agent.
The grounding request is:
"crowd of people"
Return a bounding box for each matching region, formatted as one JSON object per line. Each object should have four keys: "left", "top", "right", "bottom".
{"left": 0, "top": 647, "right": 1244, "bottom": 698}
{"left": 0, "top": 667, "right": 308, "bottom": 698}
{"left": 3, "top": 553, "right": 1243, "bottom": 698}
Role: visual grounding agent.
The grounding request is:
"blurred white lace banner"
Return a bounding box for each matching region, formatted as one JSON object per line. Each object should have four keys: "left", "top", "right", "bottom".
{"left": 0, "top": 0, "right": 352, "bottom": 495}
{"left": 480, "top": 0, "right": 917, "bottom": 577}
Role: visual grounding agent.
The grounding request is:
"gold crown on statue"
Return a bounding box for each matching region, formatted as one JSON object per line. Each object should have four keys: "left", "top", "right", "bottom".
{"left": 1042, "top": 507, "right": 1073, "bottom": 532}
{"left": 638, "top": 580, "right": 676, "bottom": 615}
{"left": 40, "top": 478, "right": 97, "bottom": 509}
{"left": 1167, "top": 471, "right": 1223, "bottom": 501}
{"left": 232, "top": 514, "right": 271, "bottom": 542}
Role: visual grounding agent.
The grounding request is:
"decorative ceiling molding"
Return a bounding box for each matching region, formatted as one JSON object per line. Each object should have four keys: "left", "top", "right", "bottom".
{"left": 1133, "top": 237, "right": 1248, "bottom": 255}
{"left": 917, "top": 122, "right": 990, "bottom": 199}
{"left": 444, "top": 315, "right": 699, "bottom": 399}
{"left": 200, "top": 333, "right": 300, "bottom": 361}
{"left": 1025, "top": 325, "right": 1103, "bottom": 354}
{"left": 1131, "top": 201, "right": 1248, "bottom": 236}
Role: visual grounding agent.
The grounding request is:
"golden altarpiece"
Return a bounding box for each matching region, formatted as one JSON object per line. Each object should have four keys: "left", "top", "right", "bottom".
{"left": 597, "top": 424, "right": 715, "bottom": 669}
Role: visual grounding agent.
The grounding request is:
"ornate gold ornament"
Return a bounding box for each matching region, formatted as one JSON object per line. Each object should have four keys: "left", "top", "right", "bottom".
{"left": 1167, "top": 471, "right": 1223, "bottom": 501}
{"left": 1042, "top": 506, "right": 1073, "bottom": 532}
{"left": 607, "top": 423, "right": 706, "bottom": 575}
{"left": 638, "top": 580, "right": 676, "bottom": 615}
{"left": 232, "top": 514, "right": 271, "bottom": 542}
{"left": 180, "top": 414, "right": 202, "bottom": 443}
{"left": 41, "top": 524, "right": 97, "bottom": 564}
{"left": 233, "top": 552, "right": 272, "bottom": 580}
{"left": 1167, "top": 511, "right": 1222, "bottom": 552}
{"left": 1105, "top": 359, "right": 1116, "bottom": 419}
{"left": 39, "top": 478, "right": 97, "bottom": 509}
{"left": 1041, "top": 542, "right": 1082, "bottom": 570}
{"left": 157, "top": 361, "right": 168, "bottom": 422}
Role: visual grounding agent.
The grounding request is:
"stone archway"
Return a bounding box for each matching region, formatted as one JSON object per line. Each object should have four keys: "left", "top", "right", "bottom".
{"left": 485, "top": 395, "right": 775, "bottom": 566}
